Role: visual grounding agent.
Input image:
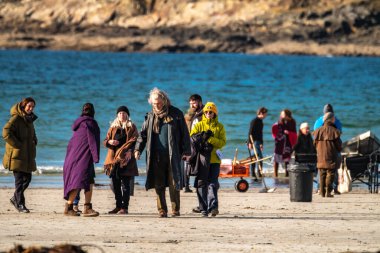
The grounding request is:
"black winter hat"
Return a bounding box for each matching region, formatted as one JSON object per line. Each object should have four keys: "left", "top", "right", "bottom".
{"left": 323, "top": 104, "right": 334, "bottom": 114}
{"left": 117, "top": 106, "right": 130, "bottom": 116}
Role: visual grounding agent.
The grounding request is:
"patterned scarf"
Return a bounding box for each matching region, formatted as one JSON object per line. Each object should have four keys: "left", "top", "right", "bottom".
{"left": 153, "top": 104, "right": 173, "bottom": 134}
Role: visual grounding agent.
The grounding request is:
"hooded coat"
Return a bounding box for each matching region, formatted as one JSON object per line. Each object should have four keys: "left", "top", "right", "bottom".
{"left": 63, "top": 116, "right": 100, "bottom": 200}
{"left": 2, "top": 102, "right": 38, "bottom": 173}
{"left": 135, "top": 105, "right": 191, "bottom": 191}
{"left": 313, "top": 121, "right": 342, "bottom": 169}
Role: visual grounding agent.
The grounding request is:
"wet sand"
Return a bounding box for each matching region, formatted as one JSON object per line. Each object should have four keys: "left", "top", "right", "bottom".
{"left": 0, "top": 187, "right": 379, "bottom": 252}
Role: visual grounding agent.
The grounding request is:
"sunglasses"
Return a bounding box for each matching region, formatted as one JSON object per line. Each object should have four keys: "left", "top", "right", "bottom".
{"left": 204, "top": 111, "right": 214, "bottom": 115}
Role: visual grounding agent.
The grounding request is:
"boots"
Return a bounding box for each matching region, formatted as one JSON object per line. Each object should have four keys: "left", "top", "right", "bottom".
{"left": 82, "top": 203, "right": 99, "bottom": 217}
{"left": 64, "top": 203, "right": 80, "bottom": 216}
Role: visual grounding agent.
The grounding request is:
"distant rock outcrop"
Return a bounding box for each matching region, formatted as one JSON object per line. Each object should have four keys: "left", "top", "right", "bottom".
{"left": 0, "top": 0, "right": 379, "bottom": 55}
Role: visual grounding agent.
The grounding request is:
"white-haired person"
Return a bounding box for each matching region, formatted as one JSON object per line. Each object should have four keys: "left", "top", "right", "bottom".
{"left": 134, "top": 88, "right": 191, "bottom": 218}
{"left": 293, "top": 122, "right": 316, "bottom": 161}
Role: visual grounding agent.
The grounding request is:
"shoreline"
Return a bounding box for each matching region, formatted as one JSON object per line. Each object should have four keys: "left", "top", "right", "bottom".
{"left": 0, "top": 188, "right": 379, "bottom": 252}
{"left": 1, "top": 33, "right": 379, "bottom": 57}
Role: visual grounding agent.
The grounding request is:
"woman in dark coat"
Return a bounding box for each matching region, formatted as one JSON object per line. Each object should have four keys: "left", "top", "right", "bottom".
{"left": 63, "top": 103, "right": 100, "bottom": 217}
{"left": 103, "top": 106, "right": 139, "bottom": 215}
{"left": 272, "top": 109, "right": 297, "bottom": 177}
{"left": 293, "top": 122, "right": 316, "bottom": 160}
{"left": 3, "top": 97, "right": 38, "bottom": 213}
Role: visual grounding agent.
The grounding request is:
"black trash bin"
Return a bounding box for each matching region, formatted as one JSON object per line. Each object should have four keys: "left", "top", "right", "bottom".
{"left": 289, "top": 164, "right": 315, "bottom": 202}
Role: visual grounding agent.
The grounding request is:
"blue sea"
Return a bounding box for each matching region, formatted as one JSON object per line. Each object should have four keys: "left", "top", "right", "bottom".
{"left": 0, "top": 49, "right": 379, "bottom": 188}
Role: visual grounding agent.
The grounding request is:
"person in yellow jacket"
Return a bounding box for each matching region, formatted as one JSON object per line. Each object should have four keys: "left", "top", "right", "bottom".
{"left": 190, "top": 102, "right": 226, "bottom": 217}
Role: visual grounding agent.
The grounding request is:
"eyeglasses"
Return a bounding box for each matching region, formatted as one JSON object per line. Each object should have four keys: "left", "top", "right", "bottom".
{"left": 204, "top": 111, "right": 214, "bottom": 115}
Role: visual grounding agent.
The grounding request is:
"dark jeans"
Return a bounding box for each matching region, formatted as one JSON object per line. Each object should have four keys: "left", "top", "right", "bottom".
{"left": 250, "top": 140, "right": 263, "bottom": 177}
{"left": 197, "top": 163, "right": 220, "bottom": 214}
{"left": 111, "top": 175, "right": 132, "bottom": 210}
{"left": 153, "top": 152, "right": 180, "bottom": 213}
{"left": 73, "top": 191, "right": 81, "bottom": 206}
{"left": 13, "top": 171, "right": 32, "bottom": 206}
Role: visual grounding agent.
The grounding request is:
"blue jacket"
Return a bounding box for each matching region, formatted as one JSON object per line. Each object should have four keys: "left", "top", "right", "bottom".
{"left": 313, "top": 115, "right": 342, "bottom": 133}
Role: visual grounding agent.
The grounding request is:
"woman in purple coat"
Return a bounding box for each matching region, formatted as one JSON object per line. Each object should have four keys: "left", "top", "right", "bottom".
{"left": 63, "top": 103, "right": 100, "bottom": 217}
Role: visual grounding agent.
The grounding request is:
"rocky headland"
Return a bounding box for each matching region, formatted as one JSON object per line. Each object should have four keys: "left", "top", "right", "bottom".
{"left": 0, "top": 0, "right": 379, "bottom": 56}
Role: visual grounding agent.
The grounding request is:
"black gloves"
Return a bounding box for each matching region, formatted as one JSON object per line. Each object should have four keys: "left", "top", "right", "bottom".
{"left": 202, "top": 130, "right": 213, "bottom": 142}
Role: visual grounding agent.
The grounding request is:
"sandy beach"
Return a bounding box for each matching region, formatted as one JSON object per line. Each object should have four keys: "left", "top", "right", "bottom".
{"left": 0, "top": 186, "right": 379, "bottom": 253}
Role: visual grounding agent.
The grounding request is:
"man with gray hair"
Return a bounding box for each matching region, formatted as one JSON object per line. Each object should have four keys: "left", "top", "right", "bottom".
{"left": 134, "top": 87, "right": 191, "bottom": 217}
{"left": 313, "top": 112, "right": 342, "bottom": 197}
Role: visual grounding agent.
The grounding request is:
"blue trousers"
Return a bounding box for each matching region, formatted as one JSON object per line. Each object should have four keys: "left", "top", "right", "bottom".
{"left": 197, "top": 163, "right": 220, "bottom": 214}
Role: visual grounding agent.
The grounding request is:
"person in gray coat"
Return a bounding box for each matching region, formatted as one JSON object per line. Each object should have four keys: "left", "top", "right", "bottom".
{"left": 134, "top": 88, "right": 191, "bottom": 218}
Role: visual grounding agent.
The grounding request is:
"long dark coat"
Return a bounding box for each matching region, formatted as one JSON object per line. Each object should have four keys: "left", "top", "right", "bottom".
{"left": 63, "top": 116, "right": 100, "bottom": 200}
{"left": 2, "top": 102, "right": 38, "bottom": 173}
{"left": 135, "top": 106, "right": 191, "bottom": 190}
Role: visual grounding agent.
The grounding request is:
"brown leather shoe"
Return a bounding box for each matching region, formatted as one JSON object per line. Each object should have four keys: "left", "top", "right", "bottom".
{"left": 82, "top": 203, "right": 99, "bottom": 217}
{"left": 158, "top": 210, "right": 167, "bottom": 218}
{"left": 108, "top": 207, "right": 121, "bottom": 214}
{"left": 64, "top": 203, "right": 80, "bottom": 216}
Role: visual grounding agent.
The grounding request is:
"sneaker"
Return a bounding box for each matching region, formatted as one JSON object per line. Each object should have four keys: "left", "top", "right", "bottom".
{"left": 192, "top": 207, "right": 201, "bottom": 213}
{"left": 211, "top": 209, "right": 219, "bottom": 217}
{"left": 108, "top": 207, "right": 121, "bottom": 214}
{"left": 116, "top": 209, "right": 128, "bottom": 215}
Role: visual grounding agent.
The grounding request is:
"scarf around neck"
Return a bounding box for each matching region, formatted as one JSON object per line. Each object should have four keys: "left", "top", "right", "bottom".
{"left": 153, "top": 104, "right": 173, "bottom": 134}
